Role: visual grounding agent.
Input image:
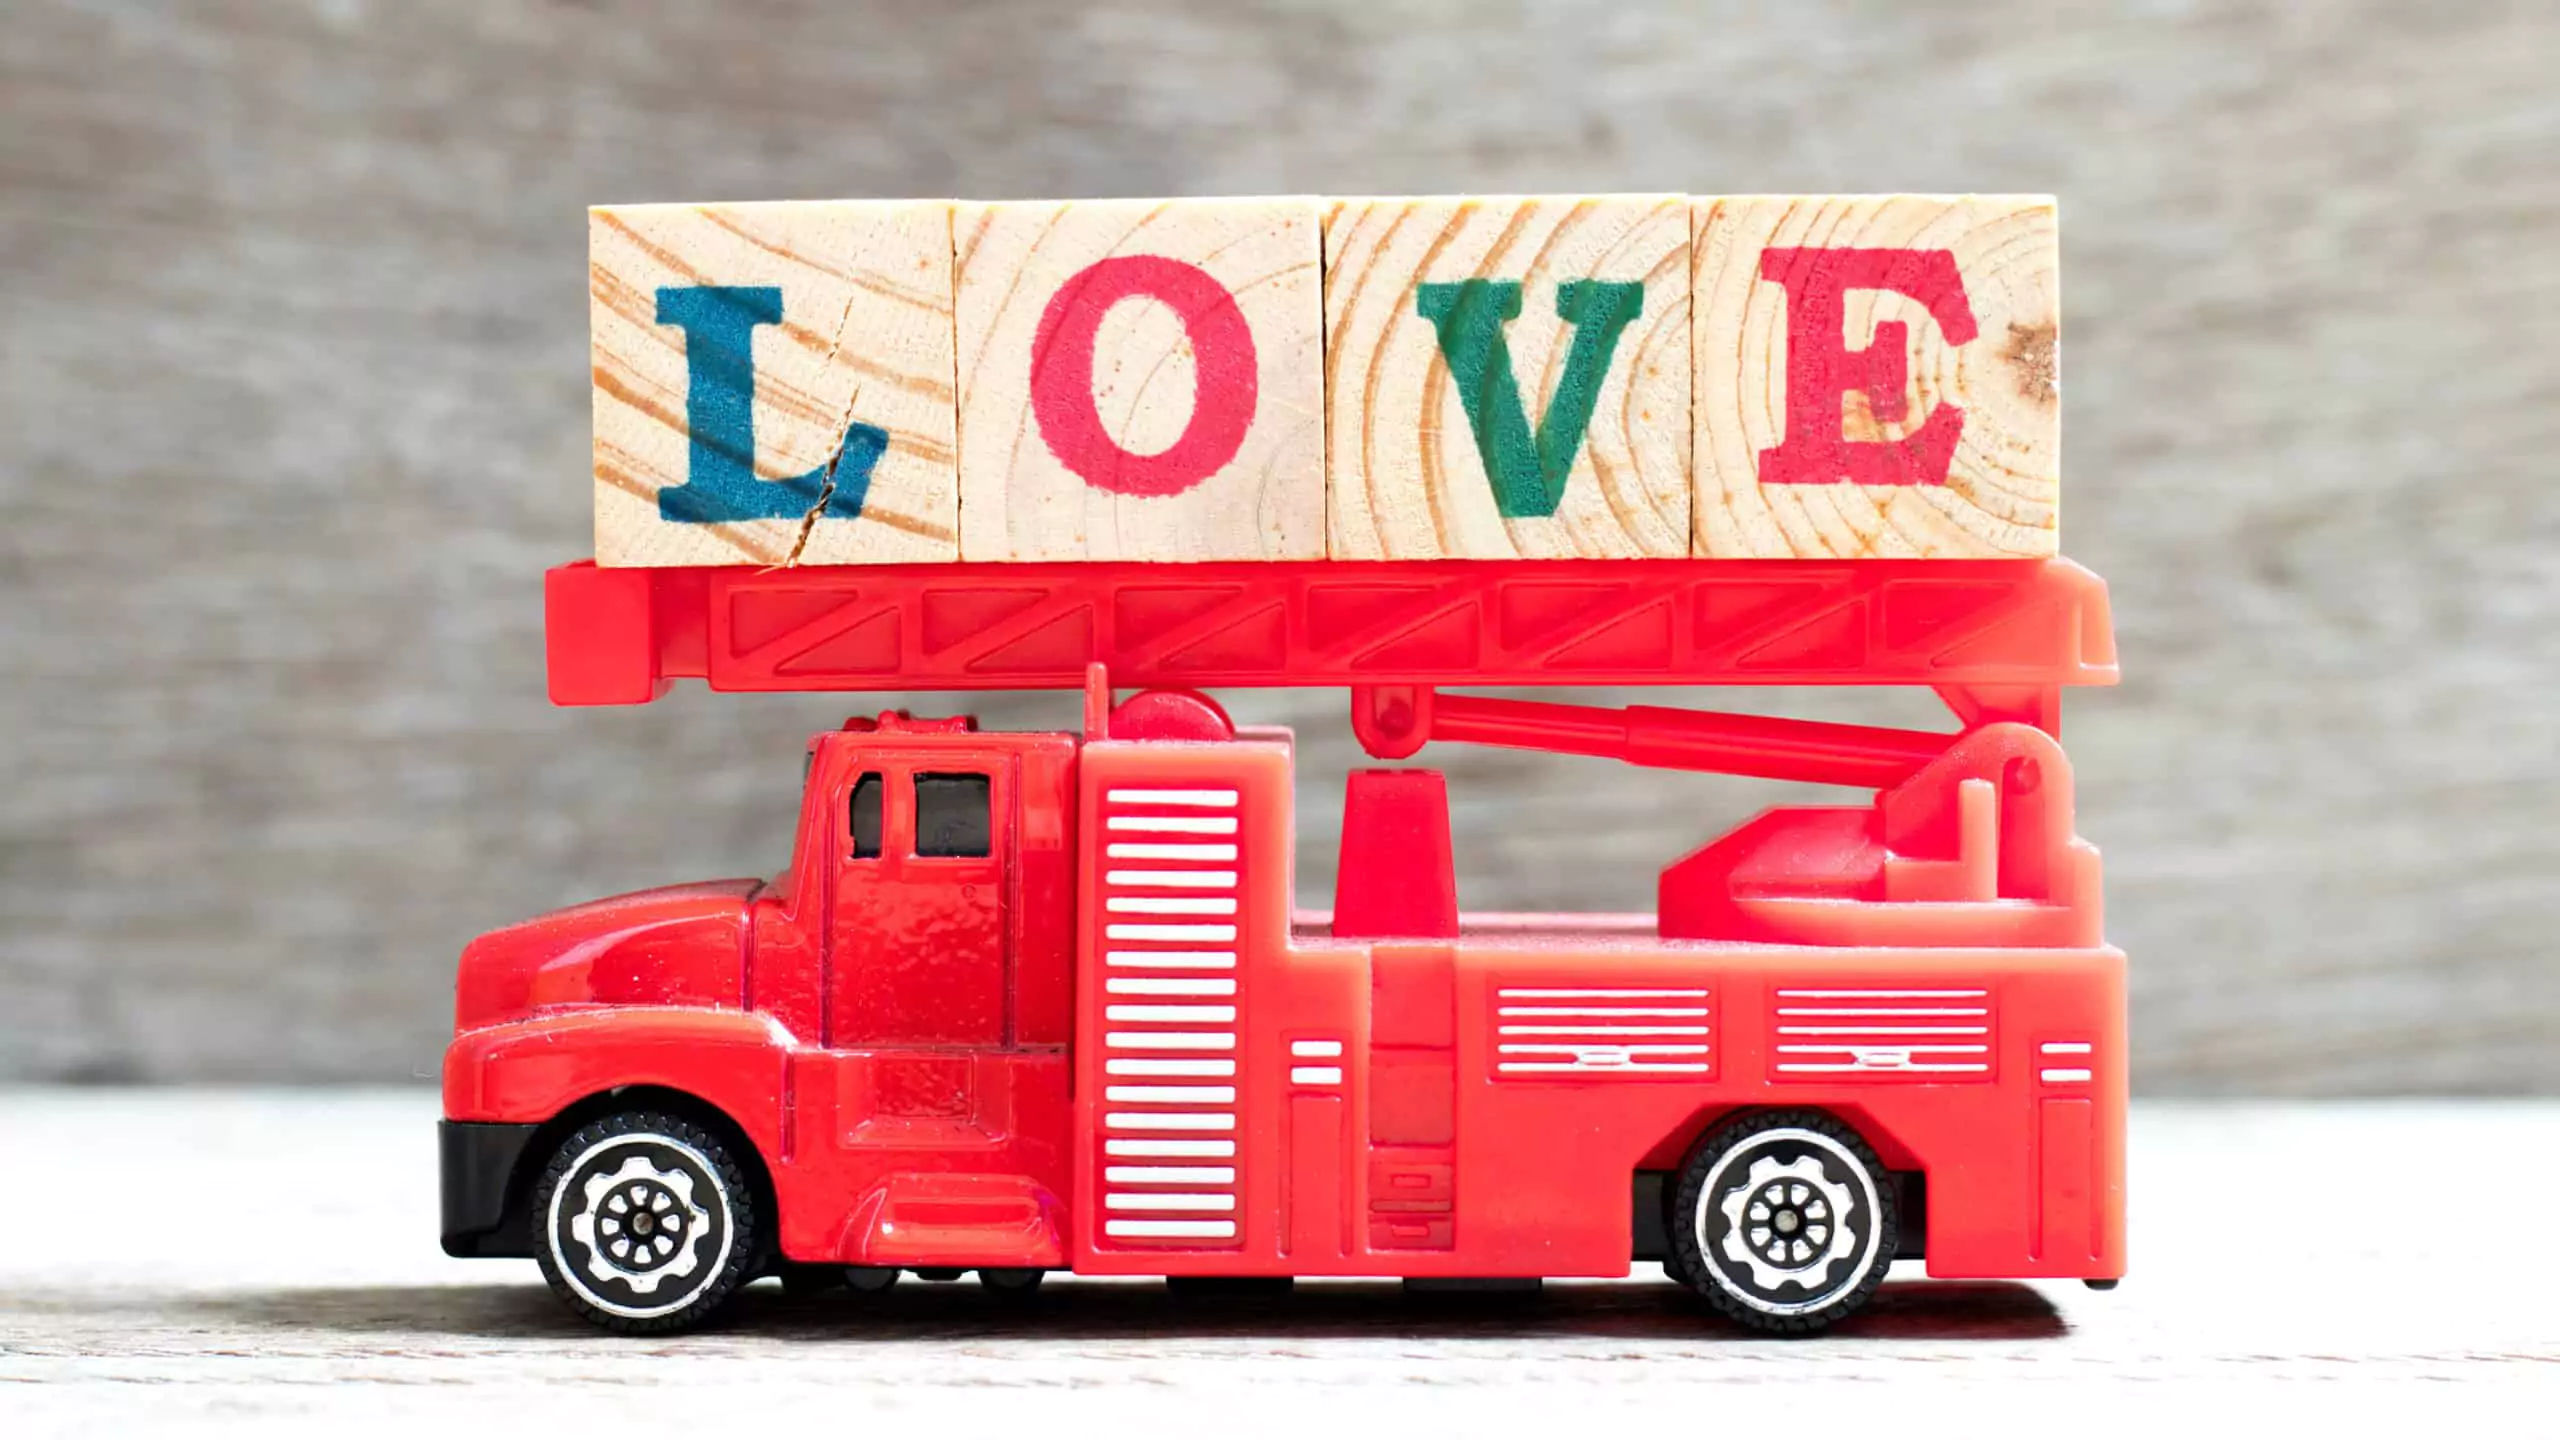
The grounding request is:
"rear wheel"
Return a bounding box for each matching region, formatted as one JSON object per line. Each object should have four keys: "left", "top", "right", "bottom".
{"left": 1666, "top": 1110, "right": 1897, "bottom": 1335}
{"left": 532, "top": 1111, "right": 757, "bottom": 1334}
{"left": 774, "top": 1261, "right": 845, "bottom": 1297}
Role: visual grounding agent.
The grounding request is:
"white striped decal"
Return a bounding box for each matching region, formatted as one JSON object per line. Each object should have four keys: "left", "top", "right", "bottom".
{"left": 1105, "top": 949, "right": 1236, "bottom": 969}
{"left": 1105, "top": 1057, "right": 1235, "bottom": 1077}
{"left": 1772, "top": 988, "right": 1997, "bottom": 1078}
{"left": 1492, "top": 986, "right": 1713, "bottom": 1078}
{"left": 1095, "top": 778, "right": 1248, "bottom": 1247}
{"left": 1107, "top": 815, "right": 1237, "bottom": 835}
{"left": 1106, "top": 1004, "right": 1236, "bottom": 1023}
{"left": 1107, "top": 896, "right": 1239, "bottom": 916}
{"left": 1106, "top": 1192, "right": 1238, "bottom": 1211}
{"left": 1106, "top": 1219, "right": 1237, "bottom": 1239}
{"left": 1105, "top": 789, "right": 1240, "bottom": 807}
{"left": 1106, "top": 923, "right": 1238, "bottom": 942}
{"left": 1105, "top": 1111, "right": 1235, "bottom": 1131}
{"left": 1104, "top": 1137, "right": 1235, "bottom": 1158}
{"left": 2040, "top": 1040, "right": 2094, "bottom": 1086}
{"left": 1107, "top": 842, "right": 1237, "bottom": 861}
{"left": 1782, "top": 989, "right": 1990, "bottom": 999}
{"left": 1104, "top": 1031, "right": 1233, "bottom": 1050}
{"left": 1105, "top": 869, "right": 1238, "bottom": 888}
{"left": 1106, "top": 1165, "right": 1236, "bottom": 1185}
{"left": 1106, "top": 976, "right": 1237, "bottom": 997}
{"left": 1104, "top": 1085, "right": 1238, "bottom": 1104}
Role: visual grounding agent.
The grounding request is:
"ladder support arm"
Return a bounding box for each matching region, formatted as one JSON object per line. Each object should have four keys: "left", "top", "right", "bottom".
{"left": 1350, "top": 685, "right": 1953, "bottom": 791}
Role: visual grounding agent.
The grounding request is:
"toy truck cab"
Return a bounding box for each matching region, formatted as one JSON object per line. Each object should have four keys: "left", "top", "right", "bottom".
{"left": 440, "top": 710, "right": 1090, "bottom": 1311}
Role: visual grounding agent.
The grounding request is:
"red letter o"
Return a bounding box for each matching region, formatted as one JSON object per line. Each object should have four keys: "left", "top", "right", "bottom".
{"left": 1028, "top": 255, "right": 1258, "bottom": 497}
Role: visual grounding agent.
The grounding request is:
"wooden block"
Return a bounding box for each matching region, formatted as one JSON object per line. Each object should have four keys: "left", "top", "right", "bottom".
{"left": 954, "top": 198, "right": 1324, "bottom": 562}
{"left": 1692, "top": 195, "right": 2061, "bottom": 558}
{"left": 589, "top": 200, "right": 958, "bottom": 567}
{"left": 1323, "top": 195, "right": 1691, "bottom": 559}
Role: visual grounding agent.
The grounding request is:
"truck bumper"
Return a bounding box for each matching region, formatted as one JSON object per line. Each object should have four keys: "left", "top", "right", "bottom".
{"left": 439, "top": 1119, "right": 540, "bottom": 1258}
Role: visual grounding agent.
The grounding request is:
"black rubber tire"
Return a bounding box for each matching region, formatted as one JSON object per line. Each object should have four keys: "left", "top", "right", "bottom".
{"left": 978, "top": 1267, "right": 1047, "bottom": 1295}
{"left": 531, "top": 1110, "right": 758, "bottom": 1334}
{"left": 1665, "top": 1109, "right": 1897, "bottom": 1336}
{"left": 774, "top": 1260, "right": 847, "bottom": 1297}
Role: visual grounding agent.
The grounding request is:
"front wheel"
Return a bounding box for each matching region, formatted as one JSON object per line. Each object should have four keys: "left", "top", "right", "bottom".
{"left": 1666, "top": 1109, "right": 1897, "bottom": 1335}
{"left": 532, "top": 1111, "right": 758, "bottom": 1334}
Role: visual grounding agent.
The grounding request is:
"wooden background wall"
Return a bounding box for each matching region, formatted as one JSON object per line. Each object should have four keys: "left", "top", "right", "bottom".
{"left": 3, "top": 1, "right": 2553, "bottom": 1090}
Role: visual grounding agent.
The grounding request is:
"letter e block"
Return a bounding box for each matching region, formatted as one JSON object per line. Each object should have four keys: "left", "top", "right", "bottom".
{"left": 1692, "top": 195, "right": 2060, "bottom": 558}
{"left": 1324, "top": 195, "right": 1691, "bottom": 559}
{"left": 955, "top": 198, "right": 1325, "bottom": 562}
{"left": 589, "top": 200, "right": 959, "bottom": 567}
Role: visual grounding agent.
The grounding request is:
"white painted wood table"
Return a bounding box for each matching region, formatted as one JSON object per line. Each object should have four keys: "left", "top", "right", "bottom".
{"left": 2, "top": 1093, "right": 2554, "bottom": 1435}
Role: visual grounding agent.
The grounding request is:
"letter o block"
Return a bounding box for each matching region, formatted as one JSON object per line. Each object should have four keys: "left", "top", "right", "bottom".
{"left": 956, "top": 199, "right": 1325, "bottom": 561}
{"left": 1693, "top": 195, "right": 2061, "bottom": 558}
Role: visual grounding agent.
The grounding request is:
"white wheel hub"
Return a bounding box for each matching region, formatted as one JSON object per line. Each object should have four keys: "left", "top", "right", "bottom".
{"left": 564, "top": 1151, "right": 714, "bottom": 1297}
{"left": 1715, "top": 1152, "right": 1859, "bottom": 1293}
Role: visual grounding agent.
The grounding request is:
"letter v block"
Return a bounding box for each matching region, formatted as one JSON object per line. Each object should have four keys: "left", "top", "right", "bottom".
{"left": 1692, "top": 195, "right": 2060, "bottom": 558}
{"left": 589, "top": 201, "right": 959, "bottom": 567}
{"left": 1325, "top": 196, "right": 1691, "bottom": 559}
{"left": 955, "top": 198, "right": 1325, "bottom": 561}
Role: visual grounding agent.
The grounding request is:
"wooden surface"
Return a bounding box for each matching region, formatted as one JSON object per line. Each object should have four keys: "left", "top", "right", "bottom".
{"left": 589, "top": 201, "right": 960, "bottom": 567}
{"left": 2, "top": 1092, "right": 2553, "bottom": 1435}
{"left": 4, "top": 1, "right": 2558, "bottom": 1090}
{"left": 1694, "top": 195, "right": 2060, "bottom": 558}
{"left": 956, "top": 197, "right": 1325, "bottom": 561}
{"left": 1323, "top": 194, "right": 1691, "bottom": 558}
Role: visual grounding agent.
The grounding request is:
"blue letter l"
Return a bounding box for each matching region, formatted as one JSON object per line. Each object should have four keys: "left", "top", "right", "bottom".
{"left": 652, "top": 285, "right": 884, "bottom": 525}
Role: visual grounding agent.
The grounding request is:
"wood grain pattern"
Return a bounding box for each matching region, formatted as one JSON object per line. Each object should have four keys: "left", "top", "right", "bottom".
{"left": 1693, "top": 195, "right": 2060, "bottom": 559}
{"left": 590, "top": 201, "right": 959, "bottom": 567}
{"left": 1324, "top": 196, "right": 1690, "bottom": 559}
{"left": 955, "top": 198, "right": 1325, "bottom": 561}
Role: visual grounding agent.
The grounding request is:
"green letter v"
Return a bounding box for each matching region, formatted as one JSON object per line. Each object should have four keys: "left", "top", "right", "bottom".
{"left": 1416, "top": 278, "right": 1645, "bottom": 518}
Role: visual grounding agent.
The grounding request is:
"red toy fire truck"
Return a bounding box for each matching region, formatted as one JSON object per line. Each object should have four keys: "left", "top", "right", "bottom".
{"left": 439, "top": 555, "right": 2124, "bottom": 1334}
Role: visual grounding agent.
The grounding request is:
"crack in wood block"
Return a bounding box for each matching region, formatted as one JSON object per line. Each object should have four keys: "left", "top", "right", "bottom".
{"left": 590, "top": 200, "right": 959, "bottom": 567}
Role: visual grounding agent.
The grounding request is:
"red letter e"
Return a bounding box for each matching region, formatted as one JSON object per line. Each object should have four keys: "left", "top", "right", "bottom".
{"left": 1757, "top": 248, "right": 1979, "bottom": 487}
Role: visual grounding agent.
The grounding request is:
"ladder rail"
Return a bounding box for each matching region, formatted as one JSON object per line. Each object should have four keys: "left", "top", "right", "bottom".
{"left": 546, "top": 557, "right": 2118, "bottom": 706}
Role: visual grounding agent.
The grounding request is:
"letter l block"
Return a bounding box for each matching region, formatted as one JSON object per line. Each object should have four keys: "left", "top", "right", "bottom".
{"left": 589, "top": 200, "right": 960, "bottom": 567}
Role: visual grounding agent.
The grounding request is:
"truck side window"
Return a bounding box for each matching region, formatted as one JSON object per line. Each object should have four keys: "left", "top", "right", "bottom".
{"left": 849, "top": 773, "right": 883, "bottom": 859}
{"left": 913, "top": 773, "right": 991, "bottom": 858}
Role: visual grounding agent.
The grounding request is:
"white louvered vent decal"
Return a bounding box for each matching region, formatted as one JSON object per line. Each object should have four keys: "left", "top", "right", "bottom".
{"left": 1097, "top": 785, "right": 1244, "bottom": 1244}
{"left": 1769, "top": 988, "right": 1995, "bottom": 1080}
{"left": 2040, "top": 1039, "right": 2093, "bottom": 1084}
{"left": 1491, "top": 987, "right": 1714, "bottom": 1078}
